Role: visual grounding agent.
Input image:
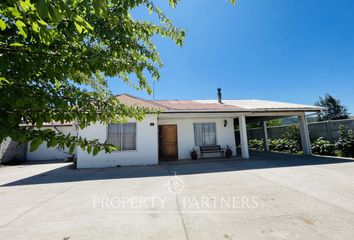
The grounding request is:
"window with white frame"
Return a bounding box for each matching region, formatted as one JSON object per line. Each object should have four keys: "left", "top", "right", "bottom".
{"left": 107, "top": 123, "right": 137, "bottom": 150}
{"left": 193, "top": 122, "right": 216, "bottom": 146}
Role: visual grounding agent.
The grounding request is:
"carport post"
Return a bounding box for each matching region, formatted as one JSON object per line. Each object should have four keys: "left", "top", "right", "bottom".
{"left": 298, "top": 114, "right": 312, "bottom": 155}
{"left": 262, "top": 121, "right": 269, "bottom": 151}
{"left": 239, "top": 115, "right": 249, "bottom": 158}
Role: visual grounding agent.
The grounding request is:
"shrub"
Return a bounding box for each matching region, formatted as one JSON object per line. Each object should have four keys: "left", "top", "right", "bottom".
{"left": 269, "top": 138, "right": 301, "bottom": 153}
{"left": 269, "top": 139, "right": 287, "bottom": 152}
{"left": 282, "top": 124, "right": 301, "bottom": 148}
{"left": 311, "top": 137, "right": 336, "bottom": 156}
{"left": 249, "top": 139, "right": 264, "bottom": 150}
{"left": 336, "top": 125, "right": 354, "bottom": 157}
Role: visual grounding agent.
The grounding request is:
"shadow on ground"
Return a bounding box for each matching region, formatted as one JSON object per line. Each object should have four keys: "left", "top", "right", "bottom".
{"left": 2, "top": 151, "right": 353, "bottom": 187}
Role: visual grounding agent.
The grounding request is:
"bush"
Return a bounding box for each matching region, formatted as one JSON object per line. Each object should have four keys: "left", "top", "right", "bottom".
{"left": 311, "top": 137, "right": 336, "bottom": 156}
{"left": 249, "top": 139, "right": 264, "bottom": 150}
{"left": 269, "top": 138, "right": 301, "bottom": 153}
{"left": 336, "top": 125, "right": 354, "bottom": 157}
{"left": 281, "top": 124, "right": 301, "bottom": 149}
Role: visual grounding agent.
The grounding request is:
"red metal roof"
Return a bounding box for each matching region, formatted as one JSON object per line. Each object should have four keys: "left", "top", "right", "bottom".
{"left": 115, "top": 94, "right": 322, "bottom": 113}
{"left": 152, "top": 100, "right": 243, "bottom": 111}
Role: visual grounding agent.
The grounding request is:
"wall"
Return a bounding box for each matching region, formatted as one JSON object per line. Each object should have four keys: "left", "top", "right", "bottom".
{"left": 236, "top": 119, "right": 354, "bottom": 143}
{"left": 27, "top": 125, "right": 77, "bottom": 161}
{"left": 158, "top": 115, "right": 236, "bottom": 159}
{"left": 0, "top": 138, "right": 26, "bottom": 164}
{"left": 77, "top": 115, "right": 158, "bottom": 168}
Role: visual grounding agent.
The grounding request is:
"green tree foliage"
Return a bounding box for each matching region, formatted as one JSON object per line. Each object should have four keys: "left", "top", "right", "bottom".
{"left": 267, "top": 119, "right": 282, "bottom": 127}
{"left": 315, "top": 94, "right": 349, "bottom": 121}
{"left": 281, "top": 124, "right": 301, "bottom": 151}
{"left": 0, "top": 0, "right": 189, "bottom": 155}
{"left": 247, "top": 119, "right": 282, "bottom": 129}
{"left": 336, "top": 125, "right": 354, "bottom": 157}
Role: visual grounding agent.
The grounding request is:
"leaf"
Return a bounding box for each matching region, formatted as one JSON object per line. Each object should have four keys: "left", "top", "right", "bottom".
{"left": 0, "top": 19, "right": 6, "bottom": 31}
{"left": 168, "top": 0, "right": 177, "bottom": 8}
{"left": 37, "top": 19, "right": 47, "bottom": 26}
{"left": 15, "top": 20, "right": 27, "bottom": 38}
{"left": 92, "top": 147, "right": 100, "bottom": 156}
{"left": 83, "top": 21, "right": 94, "bottom": 31}
{"left": 87, "top": 145, "right": 92, "bottom": 153}
{"left": 69, "top": 144, "right": 76, "bottom": 154}
{"left": 8, "top": 7, "right": 23, "bottom": 19}
{"left": 30, "top": 138, "right": 43, "bottom": 152}
{"left": 32, "top": 21, "right": 40, "bottom": 32}
{"left": 47, "top": 138, "right": 58, "bottom": 147}
{"left": 10, "top": 43, "right": 24, "bottom": 47}
{"left": 19, "top": 1, "right": 33, "bottom": 12}
{"left": 37, "top": 0, "right": 49, "bottom": 19}
{"left": 74, "top": 21, "right": 83, "bottom": 34}
{"left": 48, "top": 3, "right": 60, "bottom": 22}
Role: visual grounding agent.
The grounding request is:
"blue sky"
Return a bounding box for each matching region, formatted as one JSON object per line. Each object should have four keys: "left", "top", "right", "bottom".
{"left": 107, "top": 0, "right": 354, "bottom": 113}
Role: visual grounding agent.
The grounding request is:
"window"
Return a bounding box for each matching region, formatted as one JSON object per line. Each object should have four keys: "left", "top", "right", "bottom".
{"left": 107, "top": 123, "right": 136, "bottom": 150}
{"left": 194, "top": 123, "right": 216, "bottom": 146}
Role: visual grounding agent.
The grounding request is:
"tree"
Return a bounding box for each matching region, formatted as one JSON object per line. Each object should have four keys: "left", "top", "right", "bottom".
{"left": 1, "top": 0, "right": 187, "bottom": 155}
{"left": 315, "top": 94, "right": 349, "bottom": 121}
{"left": 0, "top": 1, "right": 236, "bottom": 155}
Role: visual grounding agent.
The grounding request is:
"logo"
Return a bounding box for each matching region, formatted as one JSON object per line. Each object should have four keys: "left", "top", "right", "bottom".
{"left": 164, "top": 172, "right": 186, "bottom": 194}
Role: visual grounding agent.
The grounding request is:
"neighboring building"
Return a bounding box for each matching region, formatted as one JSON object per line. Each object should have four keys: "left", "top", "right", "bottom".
{"left": 26, "top": 123, "right": 77, "bottom": 161}
{"left": 74, "top": 90, "right": 322, "bottom": 168}
{"left": 0, "top": 138, "right": 26, "bottom": 164}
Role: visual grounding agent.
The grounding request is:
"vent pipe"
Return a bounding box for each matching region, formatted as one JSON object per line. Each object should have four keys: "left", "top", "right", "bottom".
{"left": 217, "top": 88, "right": 222, "bottom": 104}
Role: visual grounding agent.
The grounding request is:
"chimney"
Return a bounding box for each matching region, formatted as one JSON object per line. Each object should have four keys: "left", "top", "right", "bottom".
{"left": 217, "top": 88, "right": 222, "bottom": 104}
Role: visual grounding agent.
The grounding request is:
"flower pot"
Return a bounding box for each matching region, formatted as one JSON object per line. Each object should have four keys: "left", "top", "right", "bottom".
{"left": 225, "top": 149, "right": 232, "bottom": 158}
{"left": 190, "top": 151, "right": 198, "bottom": 160}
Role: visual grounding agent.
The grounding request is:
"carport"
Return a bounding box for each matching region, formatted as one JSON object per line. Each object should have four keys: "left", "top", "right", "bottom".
{"left": 226, "top": 100, "right": 324, "bottom": 159}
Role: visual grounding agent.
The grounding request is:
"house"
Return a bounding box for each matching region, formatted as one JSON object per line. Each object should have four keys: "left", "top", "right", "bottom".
{"left": 75, "top": 89, "right": 322, "bottom": 168}
{"left": 26, "top": 122, "right": 77, "bottom": 161}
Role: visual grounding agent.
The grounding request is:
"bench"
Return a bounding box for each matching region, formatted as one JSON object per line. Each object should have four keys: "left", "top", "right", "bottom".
{"left": 200, "top": 145, "right": 224, "bottom": 158}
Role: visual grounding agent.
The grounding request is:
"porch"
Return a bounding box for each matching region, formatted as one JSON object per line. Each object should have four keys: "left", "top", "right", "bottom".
{"left": 157, "top": 111, "right": 313, "bottom": 163}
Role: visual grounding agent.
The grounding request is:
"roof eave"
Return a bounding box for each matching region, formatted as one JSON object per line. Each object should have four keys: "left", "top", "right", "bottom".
{"left": 159, "top": 108, "right": 323, "bottom": 114}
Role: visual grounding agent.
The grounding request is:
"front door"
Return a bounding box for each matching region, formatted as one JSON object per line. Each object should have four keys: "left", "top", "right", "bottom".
{"left": 159, "top": 125, "right": 178, "bottom": 161}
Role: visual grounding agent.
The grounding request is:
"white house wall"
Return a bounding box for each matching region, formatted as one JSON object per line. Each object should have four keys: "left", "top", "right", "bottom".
{"left": 158, "top": 115, "right": 236, "bottom": 159}
{"left": 77, "top": 115, "right": 158, "bottom": 168}
{"left": 27, "top": 126, "right": 77, "bottom": 161}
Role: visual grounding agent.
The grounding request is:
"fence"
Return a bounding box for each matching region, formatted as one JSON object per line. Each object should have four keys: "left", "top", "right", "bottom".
{"left": 235, "top": 118, "right": 354, "bottom": 143}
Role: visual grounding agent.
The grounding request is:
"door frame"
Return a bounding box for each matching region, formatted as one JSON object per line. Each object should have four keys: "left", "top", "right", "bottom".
{"left": 158, "top": 124, "right": 178, "bottom": 162}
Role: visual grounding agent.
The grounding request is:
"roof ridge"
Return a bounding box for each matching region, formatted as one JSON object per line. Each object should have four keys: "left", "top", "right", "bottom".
{"left": 150, "top": 100, "right": 176, "bottom": 110}
{"left": 115, "top": 93, "right": 169, "bottom": 109}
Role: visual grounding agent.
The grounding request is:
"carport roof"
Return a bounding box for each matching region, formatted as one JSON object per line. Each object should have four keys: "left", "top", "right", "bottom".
{"left": 116, "top": 94, "right": 323, "bottom": 113}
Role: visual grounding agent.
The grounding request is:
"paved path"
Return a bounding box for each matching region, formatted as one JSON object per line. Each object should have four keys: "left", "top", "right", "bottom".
{"left": 1, "top": 154, "right": 354, "bottom": 239}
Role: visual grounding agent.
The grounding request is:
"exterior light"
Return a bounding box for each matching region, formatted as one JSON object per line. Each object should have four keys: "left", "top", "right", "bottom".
{"left": 224, "top": 120, "right": 228, "bottom": 127}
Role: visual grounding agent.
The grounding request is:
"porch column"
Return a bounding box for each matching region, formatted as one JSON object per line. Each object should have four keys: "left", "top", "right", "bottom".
{"left": 262, "top": 121, "right": 269, "bottom": 151}
{"left": 298, "top": 114, "right": 312, "bottom": 155}
{"left": 239, "top": 115, "right": 249, "bottom": 158}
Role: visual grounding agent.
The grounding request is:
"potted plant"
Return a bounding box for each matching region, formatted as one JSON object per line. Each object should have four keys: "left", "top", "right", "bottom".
{"left": 225, "top": 145, "right": 233, "bottom": 158}
{"left": 190, "top": 148, "right": 198, "bottom": 160}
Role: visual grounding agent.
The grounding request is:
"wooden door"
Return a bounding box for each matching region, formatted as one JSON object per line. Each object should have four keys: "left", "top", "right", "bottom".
{"left": 160, "top": 125, "right": 178, "bottom": 160}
